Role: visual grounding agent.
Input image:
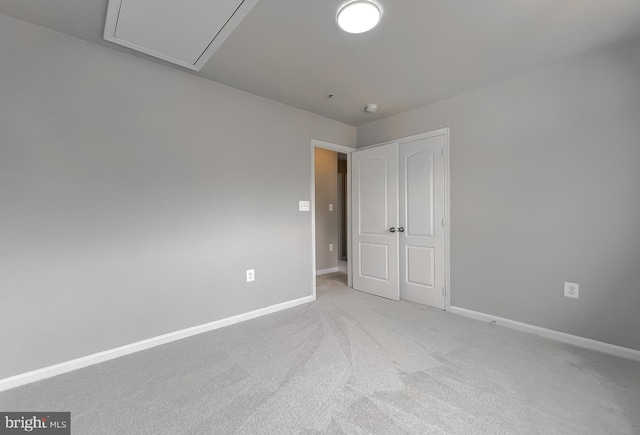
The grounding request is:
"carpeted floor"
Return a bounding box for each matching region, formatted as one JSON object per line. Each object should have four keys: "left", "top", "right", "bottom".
{"left": 1, "top": 271, "right": 639, "bottom": 434}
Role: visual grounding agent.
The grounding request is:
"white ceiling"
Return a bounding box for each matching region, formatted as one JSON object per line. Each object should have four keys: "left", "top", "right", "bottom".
{"left": 2, "top": 0, "right": 640, "bottom": 126}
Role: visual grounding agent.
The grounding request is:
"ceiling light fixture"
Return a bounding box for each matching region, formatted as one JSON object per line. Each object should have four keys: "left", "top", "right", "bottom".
{"left": 337, "top": 1, "right": 382, "bottom": 34}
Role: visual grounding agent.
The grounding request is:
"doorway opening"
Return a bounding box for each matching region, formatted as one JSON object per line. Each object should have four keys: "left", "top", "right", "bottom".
{"left": 311, "top": 140, "right": 355, "bottom": 300}
{"left": 337, "top": 153, "right": 348, "bottom": 271}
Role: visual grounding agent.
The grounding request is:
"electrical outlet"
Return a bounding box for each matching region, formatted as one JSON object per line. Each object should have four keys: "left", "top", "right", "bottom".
{"left": 329, "top": 244, "right": 334, "bottom": 252}
{"left": 329, "top": 204, "right": 333, "bottom": 211}
{"left": 246, "top": 269, "right": 255, "bottom": 282}
{"left": 564, "top": 282, "right": 579, "bottom": 299}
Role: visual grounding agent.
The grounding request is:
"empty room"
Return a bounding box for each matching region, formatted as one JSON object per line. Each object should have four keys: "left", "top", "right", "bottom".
{"left": 1, "top": 0, "right": 640, "bottom": 434}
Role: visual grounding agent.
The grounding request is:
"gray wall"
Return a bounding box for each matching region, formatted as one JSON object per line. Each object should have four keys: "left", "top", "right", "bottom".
{"left": 358, "top": 36, "right": 640, "bottom": 351}
{"left": 0, "top": 14, "right": 355, "bottom": 379}
{"left": 314, "top": 148, "right": 339, "bottom": 272}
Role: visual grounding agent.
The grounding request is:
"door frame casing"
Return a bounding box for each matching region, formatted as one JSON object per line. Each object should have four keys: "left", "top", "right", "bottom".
{"left": 310, "top": 139, "right": 356, "bottom": 300}
{"left": 358, "top": 128, "right": 451, "bottom": 310}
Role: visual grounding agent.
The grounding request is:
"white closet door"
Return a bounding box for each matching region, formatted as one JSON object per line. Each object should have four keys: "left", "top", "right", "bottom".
{"left": 399, "top": 136, "right": 446, "bottom": 309}
{"left": 351, "top": 143, "right": 399, "bottom": 300}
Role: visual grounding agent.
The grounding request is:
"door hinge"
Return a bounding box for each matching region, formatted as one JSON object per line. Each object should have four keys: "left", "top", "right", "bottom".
{"left": 442, "top": 286, "right": 446, "bottom": 296}
{"left": 442, "top": 218, "right": 445, "bottom": 227}
{"left": 442, "top": 149, "right": 446, "bottom": 158}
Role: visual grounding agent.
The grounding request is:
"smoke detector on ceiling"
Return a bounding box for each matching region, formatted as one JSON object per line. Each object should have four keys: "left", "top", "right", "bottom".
{"left": 365, "top": 103, "right": 378, "bottom": 113}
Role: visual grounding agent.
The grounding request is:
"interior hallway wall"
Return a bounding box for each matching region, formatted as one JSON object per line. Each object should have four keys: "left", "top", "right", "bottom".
{"left": 357, "top": 35, "right": 640, "bottom": 351}
{"left": 314, "top": 148, "right": 339, "bottom": 272}
{"left": 0, "top": 14, "right": 355, "bottom": 379}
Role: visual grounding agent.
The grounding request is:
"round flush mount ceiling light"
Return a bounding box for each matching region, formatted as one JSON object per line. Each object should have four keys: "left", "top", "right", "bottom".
{"left": 337, "top": 1, "right": 382, "bottom": 34}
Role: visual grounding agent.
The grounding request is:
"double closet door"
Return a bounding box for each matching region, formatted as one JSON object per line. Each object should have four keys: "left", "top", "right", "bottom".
{"left": 351, "top": 133, "right": 447, "bottom": 309}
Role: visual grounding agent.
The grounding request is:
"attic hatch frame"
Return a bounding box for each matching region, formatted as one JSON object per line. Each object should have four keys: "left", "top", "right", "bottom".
{"left": 103, "top": 0, "right": 259, "bottom": 71}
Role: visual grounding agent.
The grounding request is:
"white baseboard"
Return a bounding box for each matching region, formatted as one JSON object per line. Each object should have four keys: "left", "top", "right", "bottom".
{"left": 316, "top": 267, "right": 339, "bottom": 275}
{"left": 0, "top": 295, "right": 315, "bottom": 392}
{"left": 449, "top": 306, "right": 640, "bottom": 362}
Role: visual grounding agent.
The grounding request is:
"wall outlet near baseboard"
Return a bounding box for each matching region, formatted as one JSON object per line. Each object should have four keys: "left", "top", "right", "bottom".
{"left": 564, "top": 282, "right": 579, "bottom": 299}
{"left": 329, "top": 244, "right": 334, "bottom": 252}
{"left": 246, "top": 269, "right": 255, "bottom": 282}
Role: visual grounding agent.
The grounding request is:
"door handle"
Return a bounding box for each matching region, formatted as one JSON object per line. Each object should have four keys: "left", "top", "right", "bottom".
{"left": 389, "top": 227, "right": 396, "bottom": 233}
{"left": 398, "top": 227, "right": 405, "bottom": 233}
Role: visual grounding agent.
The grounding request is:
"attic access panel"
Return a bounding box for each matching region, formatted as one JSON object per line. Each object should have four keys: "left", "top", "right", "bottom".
{"left": 104, "top": 0, "right": 259, "bottom": 71}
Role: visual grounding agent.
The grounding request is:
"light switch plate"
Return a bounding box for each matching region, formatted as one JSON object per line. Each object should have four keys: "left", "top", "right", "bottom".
{"left": 329, "top": 204, "right": 333, "bottom": 211}
{"left": 299, "top": 201, "right": 310, "bottom": 211}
